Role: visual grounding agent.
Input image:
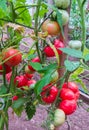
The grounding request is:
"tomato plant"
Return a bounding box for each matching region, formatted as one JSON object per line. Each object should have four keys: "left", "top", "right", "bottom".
{"left": 0, "top": 0, "right": 88, "bottom": 130}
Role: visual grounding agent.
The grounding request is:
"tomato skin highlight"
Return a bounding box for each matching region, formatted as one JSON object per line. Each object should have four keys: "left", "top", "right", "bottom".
{"left": 42, "top": 20, "right": 60, "bottom": 36}
{"left": 60, "top": 88, "right": 76, "bottom": 100}
{"left": 59, "top": 100, "right": 77, "bottom": 115}
{"left": 28, "top": 57, "right": 40, "bottom": 71}
{"left": 41, "top": 85, "right": 58, "bottom": 104}
{"left": 2, "top": 48, "right": 22, "bottom": 67}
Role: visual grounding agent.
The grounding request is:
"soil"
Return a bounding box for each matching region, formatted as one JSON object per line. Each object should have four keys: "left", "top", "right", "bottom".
{"left": 8, "top": 98, "right": 89, "bottom": 130}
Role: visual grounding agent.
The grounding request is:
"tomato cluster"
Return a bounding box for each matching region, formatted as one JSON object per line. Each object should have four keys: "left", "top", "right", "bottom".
{"left": 58, "top": 82, "right": 80, "bottom": 115}
{"left": 44, "top": 39, "right": 64, "bottom": 57}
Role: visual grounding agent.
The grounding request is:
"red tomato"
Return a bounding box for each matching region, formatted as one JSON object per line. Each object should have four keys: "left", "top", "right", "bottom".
{"left": 25, "top": 73, "right": 34, "bottom": 79}
{"left": 25, "top": 65, "right": 34, "bottom": 79}
{"left": 59, "top": 100, "right": 77, "bottom": 115}
{"left": 60, "top": 88, "right": 75, "bottom": 100}
{"left": 62, "top": 82, "right": 80, "bottom": 100}
{"left": 3, "top": 48, "right": 22, "bottom": 67}
{"left": 0, "top": 64, "right": 11, "bottom": 74}
{"left": 41, "top": 85, "right": 58, "bottom": 104}
{"left": 12, "top": 95, "right": 18, "bottom": 101}
{"left": 14, "top": 75, "right": 28, "bottom": 88}
{"left": 54, "top": 39, "right": 64, "bottom": 55}
{"left": 44, "top": 46, "right": 55, "bottom": 57}
{"left": 6, "top": 72, "right": 12, "bottom": 83}
{"left": 28, "top": 57, "right": 40, "bottom": 71}
{"left": 42, "top": 20, "right": 60, "bottom": 36}
{"left": 27, "top": 80, "right": 36, "bottom": 89}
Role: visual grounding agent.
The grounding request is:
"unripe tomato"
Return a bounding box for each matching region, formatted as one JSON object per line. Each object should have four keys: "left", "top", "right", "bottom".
{"left": 68, "top": 40, "right": 82, "bottom": 50}
{"left": 41, "top": 85, "right": 58, "bottom": 104}
{"left": 62, "top": 82, "right": 80, "bottom": 100}
{"left": 54, "top": 39, "right": 64, "bottom": 55}
{"left": 12, "top": 95, "right": 18, "bottom": 101}
{"left": 0, "top": 64, "right": 11, "bottom": 74}
{"left": 44, "top": 46, "right": 55, "bottom": 57}
{"left": 42, "top": 20, "right": 60, "bottom": 36}
{"left": 60, "top": 88, "right": 75, "bottom": 100}
{"left": 52, "top": 9, "right": 69, "bottom": 26}
{"left": 59, "top": 100, "right": 77, "bottom": 115}
{"left": 53, "top": 109, "right": 65, "bottom": 127}
{"left": 2, "top": 48, "right": 22, "bottom": 67}
{"left": 54, "top": 0, "right": 70, "bottom": 9}
{"left": 28, "top": 57, "right": 40, "bottom": 71}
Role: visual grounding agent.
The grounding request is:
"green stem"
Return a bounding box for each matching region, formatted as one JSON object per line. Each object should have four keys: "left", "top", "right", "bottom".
{"left": 34, "top": 0, "right": 42, "bottom": 61}
{"left": 0, "top": 93, "right": 12, "bottom": 98}
{"left": 14, "top": 4, "right": 38, "bottom": 10}
{"left": 77, "top": 0, "right": 86, "bottom": 52}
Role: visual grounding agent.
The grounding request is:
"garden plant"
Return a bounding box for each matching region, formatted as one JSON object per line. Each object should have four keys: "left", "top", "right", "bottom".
{"left": 0, "top": 0, "right": 89, "bottom": 130}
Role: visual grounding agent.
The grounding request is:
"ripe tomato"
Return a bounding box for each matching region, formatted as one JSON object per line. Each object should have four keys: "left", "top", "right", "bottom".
{"left": 2, "top": 48, "right": 22, "bottom": 67}
{"left": 41, "top": 85, "right": 58, "bottom": 104}
{"left": 54, "top": 0, "right": 70, "bottom": 9}
{"left": 60, "top": 88, "right": 75, "bottom": 100}
{"left": 12, "top": 95, "right": 18, "bottom": 101}
{"left": 44, "top": 46, "right": 55, "bottom": 57}
{"left": 14, "top": 75, "right": 28, "bottom": 88}
{"left": 62, "top": 82, "right": 80, "bottom": 100}
{"left": 68, "top": 40, "right": 82, "bottom": 50}
{"left": 54, "top": 109, "right": 65, "bottom": 127}
{"left": 28, "top": 57, "right": 40, "bottom": 71}
{"left": 42, "top": 20, "right": 60, "bottom": 36}
{"left": 6, "top": 72, "right": 12, "bottom": 83}
{"left": 62, "top": 82, "right": 79, "bottom": 93}
{"left": 54, "top": 39, "right": 64, "bottom": 55}
{"left": 0, "top": 64, "right": 11, "bottom": 74}
{"left": 58, "top": 100, "right": 77, "bottom": 115}
{"left": 27, "top": 80, "right": 36, "bottom": 89}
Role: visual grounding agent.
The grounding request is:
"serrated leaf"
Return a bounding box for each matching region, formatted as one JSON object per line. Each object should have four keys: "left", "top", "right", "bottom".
{"left": 60, "top": 48, "right": 83, "bottom": 58}
{"left": 34, "top": 74, "right": 52, "bottom": 96}
{"left": 64, "top": 60, "right": 80, "bottom": 72}
{"left": 25, "top": 102, "right": 36, "bottom": 120}
{"left": 12, "top": 98, "right": 27, "bottom": 109}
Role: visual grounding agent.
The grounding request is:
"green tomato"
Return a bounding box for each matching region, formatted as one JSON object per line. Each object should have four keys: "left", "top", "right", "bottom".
{"left": 52, "top": 9, "right": 69, "bottom": 26}
{"left": 54, "top": 109, "right": 65, "bottom": 127}
{"left": 68, "top": 40, "right": 82, "bottom": 50}
{"left": 54, "top": 0, "right": 70, "bottom": 9}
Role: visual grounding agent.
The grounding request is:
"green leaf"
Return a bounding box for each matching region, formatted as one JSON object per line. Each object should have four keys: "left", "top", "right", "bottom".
{"left": 84, "top": 54, "right": 89, "bottom": 62}
{"left": 71, "top": 67, "right": 84, "bottom": 76}
{"left": 0, "top": 0, "right": 7, "bottom": 11}
{"left": 0, "top": 85, "right": 7, "bottom": 95}
{"left": 30, "top": 62, "right": 42, "bottom": 71}
{"left": 34, "top": 73, "right": 52, "bottom": 96}
{"left": 12, "top": 98, "right": 27, "bottom": 109}
{"left": 28, "top": 54, "right": 37, "bottom": 60}
{"left": 64, "top": 60, "right": 80, "bottom": 72}
{"left": 56, "top": 9, "right": 64, "bottom": 36}
{"left": 25, "top": 102, "right": 36, "bottom": 120}
{"left": 13, "top": 106, "right": 24, "bottom": 117}
{"left": 60, "top": 48, "right": 83, "bottom": 58}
